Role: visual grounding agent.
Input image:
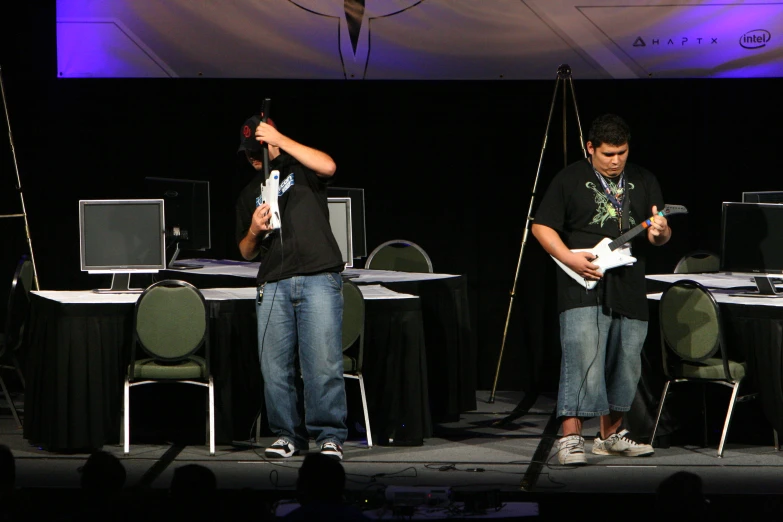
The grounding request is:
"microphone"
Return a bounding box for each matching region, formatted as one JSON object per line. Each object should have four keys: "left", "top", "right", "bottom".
{"left": 260, "top": 98, "right": 271, "bottom": 182}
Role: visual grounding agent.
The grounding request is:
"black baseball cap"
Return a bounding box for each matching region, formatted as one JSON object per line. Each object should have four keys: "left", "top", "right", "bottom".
{"left": 238, "top": 115, "right": 276, "bottom": 153}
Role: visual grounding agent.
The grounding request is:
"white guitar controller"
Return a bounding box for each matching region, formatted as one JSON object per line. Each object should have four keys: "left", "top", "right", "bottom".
{"left": 261, "top": 169, "right": 281, "bottom": 232}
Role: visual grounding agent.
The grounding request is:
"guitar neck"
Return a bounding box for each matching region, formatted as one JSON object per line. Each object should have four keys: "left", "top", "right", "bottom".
{"left": 608, "top": 211, "right": 661, "bottom": 251}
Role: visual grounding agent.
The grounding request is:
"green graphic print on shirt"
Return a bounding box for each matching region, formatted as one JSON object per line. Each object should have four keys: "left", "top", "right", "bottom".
{"left": 585, "top": 179, "right": 636, "bottom": 230}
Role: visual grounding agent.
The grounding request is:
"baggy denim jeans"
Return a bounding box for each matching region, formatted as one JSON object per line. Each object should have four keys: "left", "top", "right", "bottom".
{"left": 256, "top": 272, "right": 348, "bottom": 449}
{"left": 557, "top": 306, "right": 648, "bottom": 418}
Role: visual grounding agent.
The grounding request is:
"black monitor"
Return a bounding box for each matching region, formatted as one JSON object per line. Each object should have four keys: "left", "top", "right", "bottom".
{"left": 742, "top": 191, "right": 783, "bottom": 204}
{"left": 327, "top": 187, "right": 366, "bottom": 258}
{"left": 79, "top": 199, "right": 166, "bottom": 293}
{"left": 145, "top": 177, "right": 211, "bottom": 268}
{"left": 720, "top": 202, "right": 783, "bottom": 297}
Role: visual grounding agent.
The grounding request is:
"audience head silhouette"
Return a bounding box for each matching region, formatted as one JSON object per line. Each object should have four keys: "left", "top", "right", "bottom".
{"left": 170, "top": 463, "right": 217, "bottom": 499}
{"left": 656, "top": 470, "right": 708, "bottom": 516}
{"left": 296, "top": 453, "right": 345, "bottom": 505}
{"left": 79, "top": 450, "right": 126, "bottom": 494}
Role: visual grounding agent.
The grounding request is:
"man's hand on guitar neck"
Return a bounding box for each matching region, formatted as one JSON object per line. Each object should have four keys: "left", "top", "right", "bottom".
{"left": 647, "top": 205, "right": 672, "bottom": 246}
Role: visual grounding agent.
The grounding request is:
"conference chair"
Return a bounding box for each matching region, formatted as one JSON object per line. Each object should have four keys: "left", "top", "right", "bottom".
{"left": 365, "top": 239, "right": 433, "bottom": 273}
{"left": 651, "top": 279, "right": 765, "bottom": 457}
{"left": 122, "top": 280, "right": 215, "bottom": 455}
{"left": 673, "top": 250, "right": 720, "bottom": 274}
{"left": 342, "top": 279, "right": 373, "bottom": 447}
{"left": 0, "top": 255, "right": 33, "bottom": 428}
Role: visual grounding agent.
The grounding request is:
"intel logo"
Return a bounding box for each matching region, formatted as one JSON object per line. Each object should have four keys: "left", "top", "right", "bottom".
{"left": 740, "top": 29, "right": 771, "bottom": 49}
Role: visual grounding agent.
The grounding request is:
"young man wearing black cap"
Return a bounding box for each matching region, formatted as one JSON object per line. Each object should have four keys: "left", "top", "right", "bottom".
{"left": 236, "top": 114, "right": 348, "bottom": 460}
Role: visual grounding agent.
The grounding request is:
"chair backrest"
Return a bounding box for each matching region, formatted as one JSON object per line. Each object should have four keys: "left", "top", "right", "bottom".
{"left": 342, "top": 280, "right": 365, "bottom": 369}
{"left": 659, "top": 279, "right": 723, "bottom": 363}
{"left": 365, "top": 240, "right": 433, "bottom": 273}
{"left": 134, "top": 280, "right": 208, "bottom": 362}
{"left": 2, "top": 255, "right": 34, "bottom": 355}
{"left": 673, "top": 250, "right": 720, "bottom": 274}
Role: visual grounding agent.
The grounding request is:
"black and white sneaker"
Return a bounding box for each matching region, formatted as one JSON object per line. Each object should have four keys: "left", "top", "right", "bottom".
{"left": 320, "top": 441, "right": 343, "bottom": 460}
{"left": 265, "top": 438, "right": 299, "bottom": 458}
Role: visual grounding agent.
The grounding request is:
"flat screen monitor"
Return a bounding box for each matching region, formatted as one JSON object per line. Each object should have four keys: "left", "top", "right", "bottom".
{"left": 79, "top": 199, "right": 166, "bottom": 293}
{"left": 328, "top": 197, "right": 353, "bottom": 268}
{"left": 742, "top": 191, "right": 783, "bottom": 204}
{"left": 720, "top": 202, "right": 783, "bottom": 297}
{"left": 327, "top": 187, "right": 366, "bottom": 258}
{"left": 145, "top": 177, "right": 211, "bottom": 268}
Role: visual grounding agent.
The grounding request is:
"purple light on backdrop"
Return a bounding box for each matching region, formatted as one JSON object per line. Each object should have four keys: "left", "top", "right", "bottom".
{"left": 592, "top": 3, "right": 783, "bottom": 78}
{"left": 56, "top": 0, "right": 783, "bottom": 80}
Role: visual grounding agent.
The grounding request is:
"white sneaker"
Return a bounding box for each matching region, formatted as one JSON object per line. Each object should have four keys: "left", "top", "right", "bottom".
{"left": 264, "top": 438, "right": 299, "bottom": 458}
{"left": 557, "top": 435, "right": 587, "bottom": 465}
{"left": 592, "top": 430, "right": 654, "bottom": 457}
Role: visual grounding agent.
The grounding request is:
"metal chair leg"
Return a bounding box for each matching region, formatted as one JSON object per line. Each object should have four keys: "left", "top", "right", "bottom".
{"left": 358, "top": 373, "right": 373, "bottom": 448}
{"left": 650, "top": 380, "right": 671, "bottom": 446}
{"left": 775, "top": 429, "right": 780, "bottom": 451}
{"left": 717, "top": 381, "right": 741, "bottom": 458}
{"left": 123, "top": 377, "right": 131, "bottom": 455}
{"left": 208, "top": 376, "right": 215, "bottom": 456}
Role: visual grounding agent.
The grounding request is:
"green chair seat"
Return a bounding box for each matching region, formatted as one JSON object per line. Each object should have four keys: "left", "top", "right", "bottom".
{"left": 132, "top": 356, "right": 208, "bottom": 380}
{"left": 677, "top": 358, "right": 746, "bottom": 381}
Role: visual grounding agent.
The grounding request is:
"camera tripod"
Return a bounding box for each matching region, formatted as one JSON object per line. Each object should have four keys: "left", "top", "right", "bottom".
{"left": 487, "top": 64, "right": 587, "bottom": 423}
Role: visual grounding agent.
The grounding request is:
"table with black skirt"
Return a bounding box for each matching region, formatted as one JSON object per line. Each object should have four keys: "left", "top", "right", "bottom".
{"left": 626, "top": 273, "right": 783, "bottom": 445}
{"left": 22, "top": 285, "right": 433, "bottom": 452}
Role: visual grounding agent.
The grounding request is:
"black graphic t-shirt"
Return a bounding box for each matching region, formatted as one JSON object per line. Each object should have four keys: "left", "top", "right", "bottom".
{"left": 235, "top": 152, "right": 345, "bottom": 284}
{"left": 534, "top": 158, "right": 664, "bottom": 320}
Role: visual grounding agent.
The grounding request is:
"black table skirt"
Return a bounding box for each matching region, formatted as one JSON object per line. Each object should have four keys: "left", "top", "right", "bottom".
{"left": 22, "top": 293, "right": 431, "bottom": 452}
{"left": 380, "top": 277, "right": 477, "bottom": 422}
{"left": 161, "top": 270, "right": 477, "bottom": 424}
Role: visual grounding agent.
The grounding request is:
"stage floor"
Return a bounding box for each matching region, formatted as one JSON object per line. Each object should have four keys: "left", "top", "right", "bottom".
{"left": 2, "top": 390, "right": 783, "bottom": 519}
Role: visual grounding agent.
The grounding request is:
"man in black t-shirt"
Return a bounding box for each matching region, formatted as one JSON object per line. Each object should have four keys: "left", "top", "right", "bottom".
{"left": 531, "top": 114, "right": 672, "bottom": 465}
{"left": 236, "top": 114, "right": 348, "bottom": 461}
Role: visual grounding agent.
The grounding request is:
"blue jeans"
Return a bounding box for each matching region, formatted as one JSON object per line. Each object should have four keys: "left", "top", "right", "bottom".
{"left": 256, "top": 272, "right": 348, "bottom": 449}
{"left": 557, "top": 306, "right": 648, "bottom": 418}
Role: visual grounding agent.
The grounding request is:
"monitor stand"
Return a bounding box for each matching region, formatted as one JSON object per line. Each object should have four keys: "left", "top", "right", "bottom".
{"left": 168, "top": 242, "right": 203, "bottom": 270}
{"left": 730, "top": 275, "right": 783, "bottom": 298}
{"left": 93, "top": 273, "right": 144, "bottom": 294}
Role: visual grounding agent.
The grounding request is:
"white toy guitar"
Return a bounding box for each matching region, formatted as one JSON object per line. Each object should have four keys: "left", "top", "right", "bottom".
{"left": 261, "top": 169, "right": 281, "bottom": 231}
{"left": 552, "top": 204, "right": 688, "bottom": 289}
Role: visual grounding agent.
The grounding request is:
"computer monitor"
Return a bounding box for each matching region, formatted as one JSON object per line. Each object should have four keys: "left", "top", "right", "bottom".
{"left": 328, "top": 197, "right": 353, "bottom": 268}
{"left": 742, "top": 191, "right": 783, "bottom": 204}
{"left": 720, "top": 202, "right": 783, "bottom": 297}
{"left": 327, "top": 187, "right": 366, "bottom": 258}
{"left": 145, "top": 177, "right": 211, "bottom": 268}
{"left": 79, "top": 199, "right": 166, "bottom": 293}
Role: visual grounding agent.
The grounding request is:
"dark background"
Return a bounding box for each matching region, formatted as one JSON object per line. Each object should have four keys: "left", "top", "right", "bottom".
{"left": 2, "top": 4, "right": 782, "bottom": 396}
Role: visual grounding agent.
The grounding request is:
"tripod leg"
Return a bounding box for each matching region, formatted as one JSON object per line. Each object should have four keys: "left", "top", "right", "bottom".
{"left": 488, "top": 65, "right": 586, "bottom": 403}
{"left": 491, "top": 390, "right": 540, "bottom": 427}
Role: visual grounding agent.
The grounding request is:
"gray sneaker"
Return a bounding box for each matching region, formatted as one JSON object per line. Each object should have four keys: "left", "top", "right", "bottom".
{"left": 557, "top": 435, "right": 587, "bottom": 465}
{"left": 592, "top": 430, "right": 654, "bottom": 457}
